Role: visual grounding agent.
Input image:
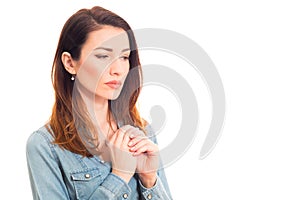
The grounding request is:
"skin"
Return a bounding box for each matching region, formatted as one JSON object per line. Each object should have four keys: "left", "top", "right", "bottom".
{"left": 61, "top": 25, "right": 158, "bottom": 188}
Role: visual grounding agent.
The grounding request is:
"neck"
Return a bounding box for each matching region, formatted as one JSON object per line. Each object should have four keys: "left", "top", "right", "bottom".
{"left": 76, "top": 83, "right": 109, "bottom": 124}
{"left": 85, "top": 95, "right": 109, "bottom": 123}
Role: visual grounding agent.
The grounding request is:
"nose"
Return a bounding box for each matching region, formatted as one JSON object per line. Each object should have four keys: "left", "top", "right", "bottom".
{"left": 109, "top": 58, "right": 126, "bottom": 76}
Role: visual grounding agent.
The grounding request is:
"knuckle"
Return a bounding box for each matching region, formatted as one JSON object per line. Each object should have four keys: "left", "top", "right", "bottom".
{"left": 123, "top": 124, "right": 132, "bottom": 130}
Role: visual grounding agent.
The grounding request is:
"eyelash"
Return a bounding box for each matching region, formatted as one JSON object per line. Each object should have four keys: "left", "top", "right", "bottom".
{"left": 120, "top": 56, "right": 129, "bottom": 61}
{"left": 95, "top": 55, "right": 109, "bottom": 59}
{"left": 95, "top": 55, "right": 129, "bottom": 61}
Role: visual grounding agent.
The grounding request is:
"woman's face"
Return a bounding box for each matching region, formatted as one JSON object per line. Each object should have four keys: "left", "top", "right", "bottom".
{"left": 74, "top": 26, "right": 130, "bottom": 100}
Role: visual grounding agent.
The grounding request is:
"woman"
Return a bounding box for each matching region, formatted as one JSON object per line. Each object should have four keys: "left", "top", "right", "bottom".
{"left": 26, "top": 6, "right": 172, "bottom": 200}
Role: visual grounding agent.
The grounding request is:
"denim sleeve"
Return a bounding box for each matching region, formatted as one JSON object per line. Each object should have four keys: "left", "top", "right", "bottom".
{"left": 138, "top": 125, "right": 173, "bottom": 200}
{"left": 26, "top": 131, "right": 71, "bottom": 200}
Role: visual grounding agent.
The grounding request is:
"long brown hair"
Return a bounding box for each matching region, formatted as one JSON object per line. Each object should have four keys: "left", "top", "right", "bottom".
{"left": 48, "top": 6, "right": 145, "bottom": 157}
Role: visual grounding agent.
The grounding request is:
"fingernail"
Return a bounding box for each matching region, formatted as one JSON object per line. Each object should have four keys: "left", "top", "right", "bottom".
{"left": 130, "top": 134, "right": 134, "bottom": 138}
{"left": 128, "top": 141, "right": 133, "bottom": 146}
{"left": 131, "top": 146, "right": 135, "bottom": 150}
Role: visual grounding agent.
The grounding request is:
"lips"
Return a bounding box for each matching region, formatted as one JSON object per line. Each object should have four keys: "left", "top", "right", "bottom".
{"left": 105, "top": 80, "right": 122, "bottom": 89}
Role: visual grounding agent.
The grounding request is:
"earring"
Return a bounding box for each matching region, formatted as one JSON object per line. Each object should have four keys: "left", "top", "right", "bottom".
{"left": 71, "top": 76, "right": 75, "bottom": 81}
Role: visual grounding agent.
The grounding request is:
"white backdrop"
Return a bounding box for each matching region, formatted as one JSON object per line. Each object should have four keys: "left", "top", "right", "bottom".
{"left": 1, "top": 0, "right": 300, "bottom": 199}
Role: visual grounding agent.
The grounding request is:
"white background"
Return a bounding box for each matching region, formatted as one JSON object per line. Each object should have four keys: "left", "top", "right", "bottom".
{"left": 1, "top": 0, "right": 300, "bottom": 199}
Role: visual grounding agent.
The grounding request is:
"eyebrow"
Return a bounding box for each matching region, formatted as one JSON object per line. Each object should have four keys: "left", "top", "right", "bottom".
{"left": 94, "top": 47, "right": 130, "bottom": 52}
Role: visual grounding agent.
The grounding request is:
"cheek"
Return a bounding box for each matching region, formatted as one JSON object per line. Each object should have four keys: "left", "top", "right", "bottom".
{"left": 124, "top": 64, "right": 130, "bottom": 76}
{"left": 124, "top": 67, "right": 130, "bottom": 77}
{"left": 77, "top": 59, "right": 109, "bottom": 92}
{"left": 79, "top": 60, "right": 107, "bottom": 80}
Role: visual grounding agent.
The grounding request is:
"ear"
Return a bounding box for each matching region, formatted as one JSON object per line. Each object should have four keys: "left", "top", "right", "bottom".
{"left": 61, "top": 52, "right": 77, "bottom": 75}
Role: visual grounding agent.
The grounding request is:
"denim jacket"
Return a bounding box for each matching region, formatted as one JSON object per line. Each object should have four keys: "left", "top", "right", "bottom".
{"left": 26, "top": 125, "right": 172, "bottom": 200}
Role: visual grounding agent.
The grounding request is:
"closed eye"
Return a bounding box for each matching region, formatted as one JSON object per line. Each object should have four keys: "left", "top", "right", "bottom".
{"left": 95, "top": 54, "right": 109, "bottom": 59}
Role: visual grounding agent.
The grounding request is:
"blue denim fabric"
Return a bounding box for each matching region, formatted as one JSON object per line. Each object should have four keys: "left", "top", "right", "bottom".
{"left": 26, "top": 125, "right": 172, "bottom": 200}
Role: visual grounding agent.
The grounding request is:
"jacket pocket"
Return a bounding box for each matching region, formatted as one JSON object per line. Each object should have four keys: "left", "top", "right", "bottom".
{"left": 71, "top": 168, "right": 104, "bottom": 200}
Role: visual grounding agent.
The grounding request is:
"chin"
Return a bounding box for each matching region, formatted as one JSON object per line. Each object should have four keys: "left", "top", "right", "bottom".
{"left": 109, "top": 93, "right": 122, "bottom": 100}
{"left": 96, "top": 92, "right": 121, "bottom": 100}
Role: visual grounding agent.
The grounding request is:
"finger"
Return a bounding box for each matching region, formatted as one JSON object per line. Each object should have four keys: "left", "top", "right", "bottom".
{"left": 118, "top": 126, "right": 133, "bottom": 147}
{"left": 126, "top": 128, "right": 145, "bottom": 146}
{"left": 118, "top": 127, "right": 127, "bottom": 135}
{"left": 132, "top": 143, "right": 154, "bottom": 156}
{"left": 127, "top": 127, "right": 142, "bottom": 138}
{"left": 116, "top": 127, "right": 133, "bottom": 151}
{"left": 130, "top": 139, "right": 151, "bottom": 153}
{"left": 128, "top": 127, "right": 145, "bottom": 139}
{"left": 121, "top": 131, "right": 131, "bottom": 150}
{"left": 133, "top": 140, "right": 158, "bottom": 155}
{"left": 119, "top": 124, "right": 133, "bottom": 133}
{"left": 128, "top": 134, "right": 147, "bottom": 147}
{"left": 106, "top": 129, "right": 117, "bottom": 147}
{"left": 114, "top": 129, "right": 126, "bottom": 147}
{"left": 120, "top": 126, "right": 135, "bottom": 139}
{"left": 119, "top": 125, "right": 142, "bottom": 138}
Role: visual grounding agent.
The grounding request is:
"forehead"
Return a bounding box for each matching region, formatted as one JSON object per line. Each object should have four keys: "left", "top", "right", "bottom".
{"left": 82, "top": 26, "right": 130, "bottom": 54}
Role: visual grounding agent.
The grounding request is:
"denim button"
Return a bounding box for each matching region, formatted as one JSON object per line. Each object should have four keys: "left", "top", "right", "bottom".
{"left": 84, "top": 173, "right": 90, "bottom": 179}
{"left": 123, "top": 193, "right": 128, "bottom": 199}
{"left": 147, "top": 193, "right": 152, "bottom": 199}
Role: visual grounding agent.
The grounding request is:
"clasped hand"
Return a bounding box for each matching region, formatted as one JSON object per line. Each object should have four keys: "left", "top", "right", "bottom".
{"left": 106, "top": 125, "right": 159, "bottom": 186}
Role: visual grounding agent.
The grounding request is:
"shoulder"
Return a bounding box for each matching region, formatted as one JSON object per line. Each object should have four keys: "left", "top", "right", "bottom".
{"left": 26, "top": 125, "right": 56, "bottom": 157}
